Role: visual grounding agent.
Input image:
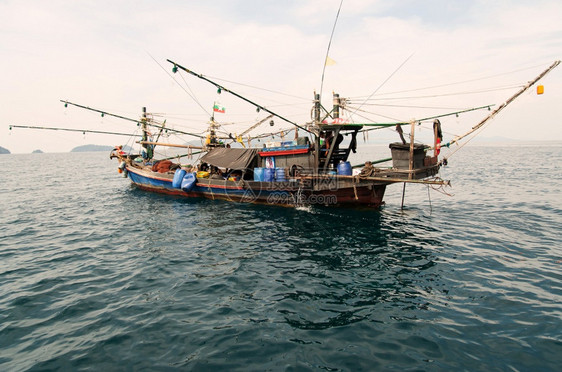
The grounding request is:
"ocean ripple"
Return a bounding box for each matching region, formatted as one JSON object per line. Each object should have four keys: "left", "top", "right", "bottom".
{"left": 1, "top": 147, "right": 561, "bottom": 371}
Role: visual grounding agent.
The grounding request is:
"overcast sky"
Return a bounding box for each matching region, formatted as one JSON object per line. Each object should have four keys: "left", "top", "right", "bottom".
{"left": 1, "top": 0, "right": 561, "bottom": 153}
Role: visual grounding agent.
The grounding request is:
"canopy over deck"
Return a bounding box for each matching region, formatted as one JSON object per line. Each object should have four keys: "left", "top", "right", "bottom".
{"left": 200, "top": 147, "right": 257, "bottom": 170}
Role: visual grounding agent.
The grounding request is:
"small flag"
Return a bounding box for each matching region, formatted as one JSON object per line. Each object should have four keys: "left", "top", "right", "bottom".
{"left": 325, "top": 56, "right": 337, "bottom": 66}
{"left": 213, "top": 102, "right": 225, "bottom": 113}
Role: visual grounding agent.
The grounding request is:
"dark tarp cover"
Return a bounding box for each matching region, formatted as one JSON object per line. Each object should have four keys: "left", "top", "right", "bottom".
{"left": 200, "top": 147, "right": 258, "bottom": 170}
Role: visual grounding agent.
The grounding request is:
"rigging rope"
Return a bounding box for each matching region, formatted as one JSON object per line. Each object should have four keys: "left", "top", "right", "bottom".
{"left": 355, "top": 105, "right": 493, "bottom": 132}
{"left": 348, "top": 62, "right": 550, "bottom": 99}
{"left": 442, "top": 60, "right": 560, "bottom": 151}
{"left": 9, "top": 125, "right": 143, "bottom": 137}
{"left": 168, "top": 59, "right": 312, "bottom": 134}
{"left": 207, "top": 75, "right": 310, "bottom": 102}
{"left": 61, "top": 100, "right": 205, "bottom": 139}
{"left": 148, "top": 52, "right": 211, "bottom": 118}
{"left": 349, "top": 84, "right": 524, "bottom": 102}
{"left": 350, "top": 53, "right": 414, "bottom": 117}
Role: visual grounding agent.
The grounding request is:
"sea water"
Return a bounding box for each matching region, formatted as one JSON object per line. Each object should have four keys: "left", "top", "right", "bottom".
{"left": 1, "top": 144, "right": 561, "bottom": 371}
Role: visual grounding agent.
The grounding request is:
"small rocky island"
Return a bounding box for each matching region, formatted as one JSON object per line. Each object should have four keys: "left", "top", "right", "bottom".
{"left": 0, "top": 146, "right": 11, "bottom": 154}
{"left": 32, "top": 149, "right": 44, "bottom": 154}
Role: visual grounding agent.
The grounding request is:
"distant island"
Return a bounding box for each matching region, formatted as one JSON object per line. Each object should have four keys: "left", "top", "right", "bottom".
{"left": 71, "top": 144, "right": 116, "bottom": 152}
{"left": 70, "top": 144, "right": 134, "bottom": 153}
{"left": 0, "top": 146, "right": 10, "bottom": 154}
{"left": 32, "top": 149, "right": 44, "bottom": 154}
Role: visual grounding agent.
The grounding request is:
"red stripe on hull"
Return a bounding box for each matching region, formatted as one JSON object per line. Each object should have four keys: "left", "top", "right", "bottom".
{"left": 258, "top": 148, "right": 309, "bottom": 156}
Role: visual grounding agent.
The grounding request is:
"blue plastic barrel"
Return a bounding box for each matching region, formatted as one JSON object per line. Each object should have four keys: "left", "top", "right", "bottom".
{"left": 275, "top": 167, "right": 286, "bottom": 181}
{"left": 181, "top": 172, "right": 197, "bottom": 192}
{"left": 254, "top": 167, "right": 265, "bottom": 181}
{"left": 172, "top": 169, "right": 187, "bottom": 188}
{"left": 264, "top": 168, "right": 275, "bottom": 182}
{"left": 337, "top": 161, "right": 352, "bottom": 176}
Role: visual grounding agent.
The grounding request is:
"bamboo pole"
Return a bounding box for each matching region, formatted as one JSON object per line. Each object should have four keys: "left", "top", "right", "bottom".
{"left": 351, "top": 157, "right": 392, "bottom": 168}
{"left": 408, "top": 120, "right": 415, "bottom": 180}
{"left": 60, "top": 100, "right": 205, "bottom": 139}
{"left": 9, "top": 125, "right": 141, "bottom": 137}
{"left": 160, "top": 151, "right": 204, "bottom": 161}
{"left": 137, "top": 141, "right": 204, "bottom": 149}
{"left": 444, "top": 60, "right": 560, "bottom": 148}
{"left": 167, "top": 59, "right": 312, "bottom": 134}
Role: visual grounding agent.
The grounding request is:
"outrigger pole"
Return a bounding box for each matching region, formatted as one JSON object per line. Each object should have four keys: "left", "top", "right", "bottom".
{"left": 443, "top": 60, "right": 560, "bottom": 148}
{"left": 137, "top": 141, "right": 203, "bottom": 149}
{"left": 9, "top": 125, "right": 142, "bottom": 137}
{"left": 166, "top": 59, "right": 313, "bottom": 135}
{"left": 60, "top": 100, "right": 205, "bottom": 139}
{"left": 357, "top": 105, "right": 494, "bottom": 130}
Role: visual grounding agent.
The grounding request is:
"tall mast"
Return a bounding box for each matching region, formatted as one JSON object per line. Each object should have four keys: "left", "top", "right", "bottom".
{"left": 332, "top": 93, "right": 341, "bottom": 119}
{"left": 141, "top": 107, "right": 154, "bottom": 159}
{"left": 313, "top": 92, "right": 321, "bottom": 126}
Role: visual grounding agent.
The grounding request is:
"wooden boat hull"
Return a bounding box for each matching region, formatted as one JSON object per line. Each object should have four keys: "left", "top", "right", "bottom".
{"left": 126, "top": 165, "right": 387, "bottom": 208}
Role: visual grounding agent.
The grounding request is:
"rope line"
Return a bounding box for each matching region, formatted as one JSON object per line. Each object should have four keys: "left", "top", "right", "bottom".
{"left": 348, "top": 62, "right": 549, "bottom": 99}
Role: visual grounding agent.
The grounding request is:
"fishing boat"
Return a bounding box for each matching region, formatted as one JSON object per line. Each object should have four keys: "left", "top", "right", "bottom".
{"left": 110, "top": 59, "right": 559, "bottom": 208}
{"left": 99, "top": 58, "right": 449, "bottom": 209}
{"left": 10, "top": 59, "right": 559, "bottom": 208}
{"left": 115, "top": 112, "right": 441, "bottom": 208}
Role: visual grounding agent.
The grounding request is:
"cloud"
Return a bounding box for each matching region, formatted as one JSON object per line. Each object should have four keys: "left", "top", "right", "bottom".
{"left": 1, "top": 0, "right": 561, "bottom": 153}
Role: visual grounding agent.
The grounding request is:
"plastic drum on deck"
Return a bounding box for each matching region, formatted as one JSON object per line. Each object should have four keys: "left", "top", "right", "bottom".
{"left": 337, "top": 161, "right": 352, "bottom": 176}
{"left": 275, "top": 167, "right": 286, "bottom": 181}
{"left": 264, "top": 168, "right": 275, "bottom": 182}
{"left": 254, "top": 167, "right": 265, "bottom": 181}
